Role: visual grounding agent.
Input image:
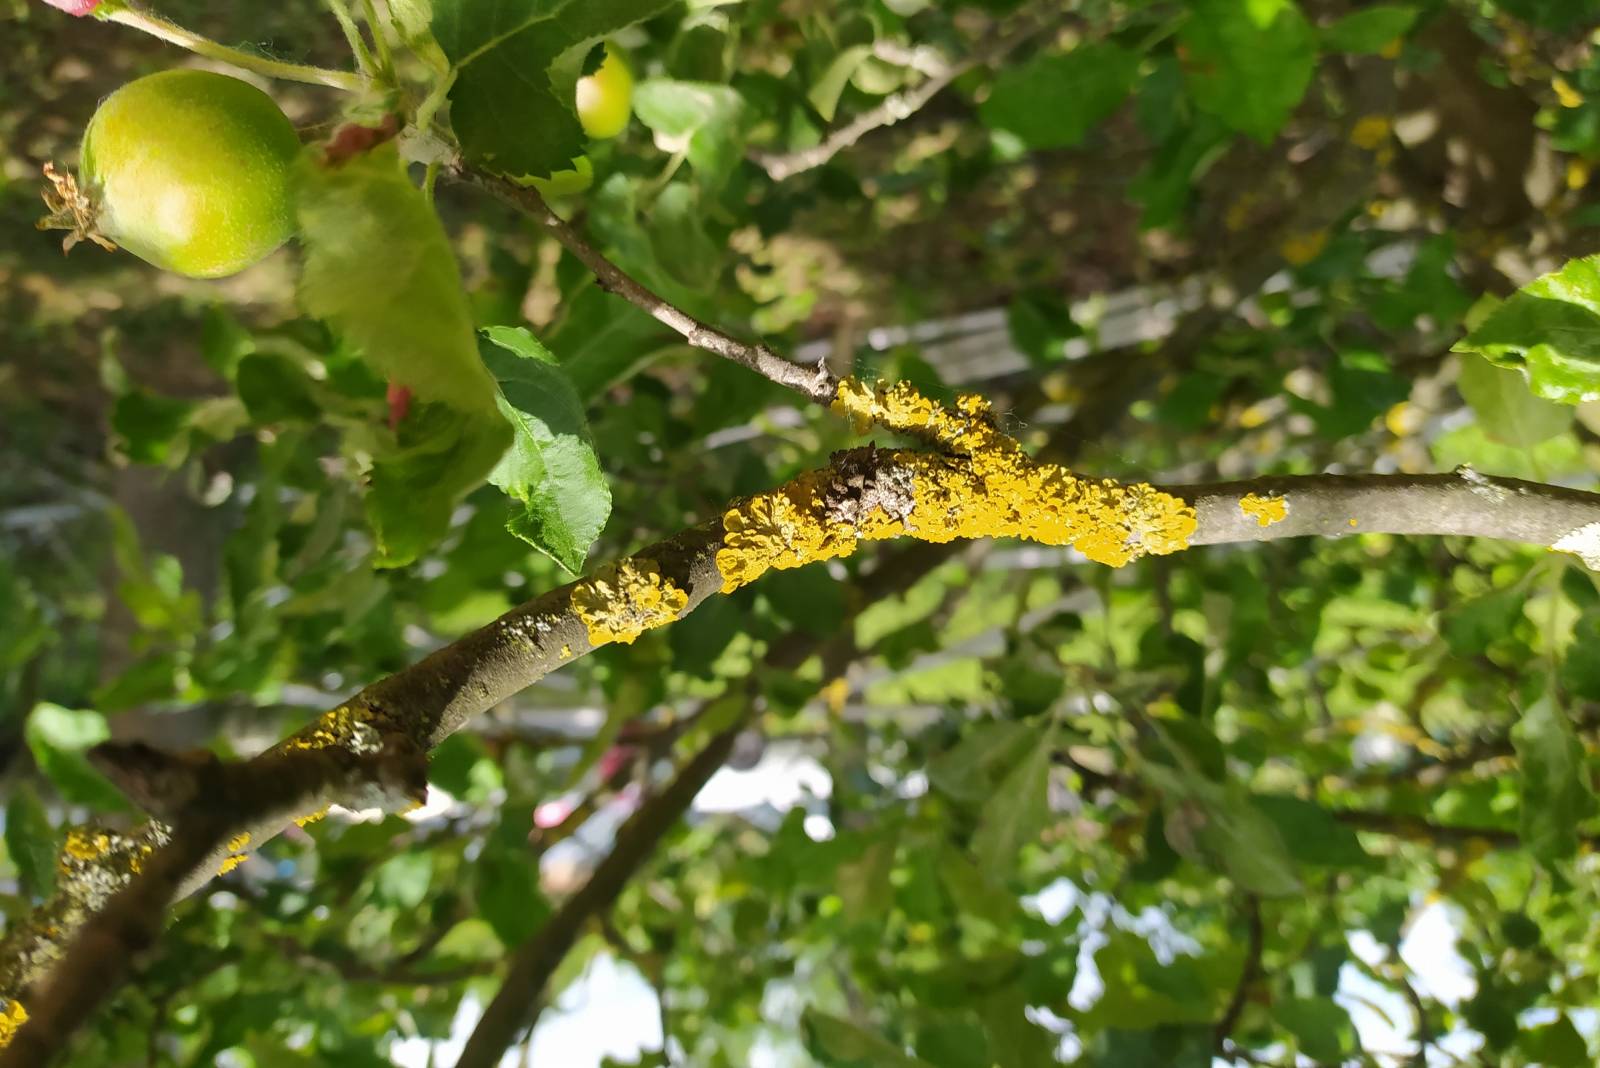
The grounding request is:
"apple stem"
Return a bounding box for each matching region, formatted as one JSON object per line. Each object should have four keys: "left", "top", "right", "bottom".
{"left": 104, "top": 3, "right": 367, "bottom": 92}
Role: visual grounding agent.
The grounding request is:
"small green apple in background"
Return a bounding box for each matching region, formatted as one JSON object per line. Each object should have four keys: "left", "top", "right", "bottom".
{"left": 576, "top": 44, "right": 634, "bottom": 140}
{"left": 47, "top": 69, "right": 300, "bottom": 278}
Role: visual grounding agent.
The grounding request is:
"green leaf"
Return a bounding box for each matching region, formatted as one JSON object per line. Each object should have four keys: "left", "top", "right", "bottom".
{"left": 632, "top": 80, "right": 749, "bottom": 191}
{"left": 1088, "top": 1026, "right": 1212, "bottom": 1068}
{"left": 6, "top": 785, "right": 56, "bottom": 900}
{"left": 802, "top": 1008, "right": 936, "bottom": 1068}
{"left": 1277, "top": 997, "right": 1359, "bottom": 1062}
{"left": 366, "top": 402, "right": 512, "bottom": 567}
{"left": 434, "top": 0, "right": 674, "bottom": 177}
{"left": 1179, "top": 0, "right": 1317, "bottom": 143}
{"left": 297, "top": 146, "right": 512, "bottom": 564}
{"left": 938, "top": 845, "right": 1020, "bottom": 928}
{"left": 1523, "top": 1015, "right": 1592, "bottom": 1067}
{"left": 928, "top": 720, "right": 1039, "bottom": 805}
{"left": 838, "top": 832, "right": 897, "bottom": 922}
{"left": 1440, "top": 586, "right": 1523, "bottom": 657}
{"left": 1454, "top": 255, "right": 1600, "bottom": 405}
{"left": 1561, "top": 609, "right": 1600, "bottom": 699}
{"left": 1322, "top": 5, "right": 1417, "bottom": 53}
{"left": 235, "top": 354, "right": 321, "bottom": 424}
{"left": 551, "top": 284, "right": 671, "bottom": 401}
{"left": 810, "top": 44, "right": 873, "bottom": 122}
{"left": 1141, "top": 762, "right": 1302, "bottom": 896}
{"left": 646, "top": 183, "right": 723, "bottom": 290}
{"left": 1252, "top": 795, "right": 1370, "bottom": 868}
{"left": 111, "top": 389, "right": 195, "bottom": 466}
{"left": 1493, "top": 0, "right": 1596, "bottom": 31}
{"left": 1512, "top": 696, "right": 1597, "bottom": 863}
{"left": 480, "top": 326, "right": 611, "bottom": 575}
{"left": 974, "top": 722, "right": 1055, "bottom": 872}
{"left": 372, "top": 851, "right": 434, "bottom": 909}
{"left": 1457, "top": 352, "right": 1573, "bottom": 446}
{"left": 298, "top": 146, "right": 498, "bottom": 415}
{"left": 25, "top": 703, "right": 123, "bottom": 809}
{"left": 979, "top": 43, "right": 1139, "bottom": 149}
{"left": 478, "top": 847, "right": 551, "bottom": 946}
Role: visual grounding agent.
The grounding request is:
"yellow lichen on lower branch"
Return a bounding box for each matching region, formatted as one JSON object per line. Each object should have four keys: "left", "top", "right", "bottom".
{"left": 571, "top": 558, "right": 689, "bottom": 646}
{"left": 218, "top": 854, "right": 248, "bottom": 875}
{"left": 1239, "top": 492, "right": 1289, "bottom": 527}
{"left": 717, "top": 446, "right": 1196, "bottom": 593}
{"left": 0, "top": 998, "right": 26, "bottom": 1049}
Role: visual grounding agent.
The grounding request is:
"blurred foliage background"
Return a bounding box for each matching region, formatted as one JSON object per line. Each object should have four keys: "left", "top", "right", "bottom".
{"left": 4, "top": 0, "right": 1600, "bottom": 1064}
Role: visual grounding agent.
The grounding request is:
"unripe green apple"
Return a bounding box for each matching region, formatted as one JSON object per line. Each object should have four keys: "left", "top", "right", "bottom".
{"left": 78, "top": 69, "right": 301, "bottom": 278}
{"left": 576, "top": 45, "right": 634, "bottom": 140}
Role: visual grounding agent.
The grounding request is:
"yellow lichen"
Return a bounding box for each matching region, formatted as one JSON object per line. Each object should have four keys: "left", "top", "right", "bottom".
{"left": 571, "top": 559, "right": 689, "bottom": 646}
{"left": 719, "top": 381, "right": 1196, "bottom": 592}
{"left": 1569, "top": 158, "right": 1590, "bottom": 191}
{"left": 284, "top": 705, "right": 362, "bottom": 752}
{"left": 226, "top": 832, "right": 252, "bottom": 853}
{"left": 294, "top": 806, "right": 331, "bottom": 828}
{"left": 218, "top": 854, "right": 248, "bottom": 875}
{"left": 1239, "top": 493, "right": 1289, "bottom": 528}
{"left": 1349, "top": 115, "right": 1391, "bottom": 151}
{"left": 560, "top": 644, "right": 572, "bottom": 658}
{"left": 0, "top": 999, "right": 26, "bottom": 1049}
{"left": 1279, "top": 228, "right": 1328, "bottom": 266}
{"left": 61, "top": 829, "right": 112, "bottom": 864}
{"left": 1349, "top": 518, "right": 1360, "bottom": 528}
{"left": 830, "top": 378, "right": 1008, "bottom": 454}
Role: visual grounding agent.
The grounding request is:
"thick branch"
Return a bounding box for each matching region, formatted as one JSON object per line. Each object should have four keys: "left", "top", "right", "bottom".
{"left": 0, "top": 733, "right": 426, "bottom": 1066}
{"left": 453, "top": 166, "right": 838, "bottom": 408}
{"left": 1172, "top": 470, "right": 1600, "bottom": 559}
{"left": 453, "top": 719, "right": 746, "bottom": 1068}
{"left": 9, "top": 456, "right": 1599, "bottom": 1053}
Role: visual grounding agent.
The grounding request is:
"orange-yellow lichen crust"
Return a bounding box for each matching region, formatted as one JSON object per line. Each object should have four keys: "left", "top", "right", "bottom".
{"left": 294, "top": 806, "right": 331, "bottom": 828}
{"left": 0, "top": 998, "right": 26, "bottom": 1049}
{"left": 718, "top": 379, "right": 1197, "bottom": 592}
{"left": 571, "top": 558, "right": 689, "bottom": 646}
{"left": 1239, "top": 492, "right": 1289, "bottom": 527}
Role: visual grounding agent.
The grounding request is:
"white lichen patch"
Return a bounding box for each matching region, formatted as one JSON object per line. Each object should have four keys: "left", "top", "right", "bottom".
{"left": 1553, "top": 521, "right": 1600, "bottom": 571}
{"left": 1456, "top": 464, "right": 1511, "bottom": 502}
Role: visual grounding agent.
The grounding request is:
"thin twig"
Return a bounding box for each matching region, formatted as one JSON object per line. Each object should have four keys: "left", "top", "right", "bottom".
{"left": 105, "top": 3, "right": 365, "bottom": 91}
{"left": 452, "top": 720, "right": 748, "bottom": 1068}
{"left": 1213, "top": 896, "right": 1264, "bottom": 1052}
{"left": 454, "top": 165, "right": 838, "bottom": 406}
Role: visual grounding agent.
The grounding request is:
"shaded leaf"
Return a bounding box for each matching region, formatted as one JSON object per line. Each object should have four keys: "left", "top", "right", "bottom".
{"left": 1322, "top": 5, "right": 1418, "bottom": 53}
{"left": 6, "top": 785, "right": 56, "bottom": 900}
{"left": 803, "top": 1007, "right": 936, "bottom": 1068}
{"left": 1179, "top": 0, "right": 1316, "bottom": 143}
{"left": 481, "top": 327, "right": 611, "bottom": 574}
{"left": 974, "top": 722, "right": 1055, "bottom": 872}
{"left": 1512, "top": 696, "right": 1597, "bottom": 863}
{"left": 1457, "top": 352, "right": 1573, "bottom": 446}
{"left": 979, "top": 44, "right": 1138, "bottom": 149}
{"left": 434, "top": 0, "right": 674, "bottom": 177}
